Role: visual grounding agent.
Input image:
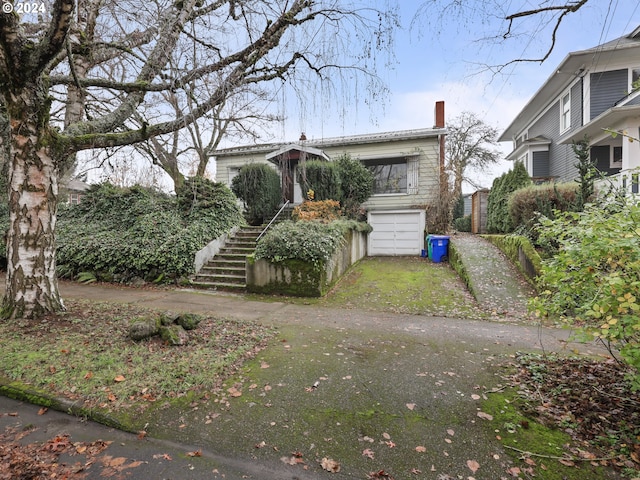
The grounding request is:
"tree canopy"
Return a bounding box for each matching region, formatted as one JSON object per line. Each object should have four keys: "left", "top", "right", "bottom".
{"left": 0, "top": 0, "right": 397, "bottom": 318}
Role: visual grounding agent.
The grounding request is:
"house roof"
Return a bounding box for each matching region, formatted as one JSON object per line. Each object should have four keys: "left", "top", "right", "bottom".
{"left": 505, "top": 136, "right": 551, "bottom": 161}
{"left": 264, "top": 144, "right": 330, "bottom": 161}
{"left": 210, "top": 127, "right": 447, "bottom": 158}
{"left": 66, "top": 179, "right": 90, "bottom": 192}
{"left": 499, "top": 25, "right": 640, "bottom": 142}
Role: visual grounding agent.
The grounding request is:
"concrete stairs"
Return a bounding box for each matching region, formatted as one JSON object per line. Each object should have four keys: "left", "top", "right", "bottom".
{"left": 191, "top": 205, "right": 295, "bottom": 292}
{"left": 191, "top": 226, "right": 262, "bottom": 292}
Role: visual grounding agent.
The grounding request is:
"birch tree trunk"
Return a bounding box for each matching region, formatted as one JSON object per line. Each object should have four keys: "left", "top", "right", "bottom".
{"left": 2, "top": 83, "right": 63, "bottom": 319}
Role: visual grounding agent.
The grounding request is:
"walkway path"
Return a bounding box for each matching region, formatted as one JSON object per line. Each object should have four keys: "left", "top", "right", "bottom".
{"left": 450, "top": 233, "right": 537, "bottom": 321}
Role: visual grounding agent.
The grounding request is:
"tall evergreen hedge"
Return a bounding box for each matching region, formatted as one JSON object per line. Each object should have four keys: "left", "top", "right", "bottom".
{"left": 486, "top": 161, "right": 531, "bottom": 233}
{"left": 231, "top": 163, "right": 282, "bottom": 225}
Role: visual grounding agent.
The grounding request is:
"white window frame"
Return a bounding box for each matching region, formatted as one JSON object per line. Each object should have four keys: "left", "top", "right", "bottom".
{"left": 560, "top": 91, "right": 571, "bottom": 132}
{"left": 365, "top": 158, "right": 409, "bottom": 196}
{"left": 611, "top": 146, "right": 623, "bottom": 169}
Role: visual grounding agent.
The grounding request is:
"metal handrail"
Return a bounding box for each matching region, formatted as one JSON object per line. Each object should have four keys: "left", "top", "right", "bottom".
{"left": 256, "top": 200, "right": 290, "bottom": 242}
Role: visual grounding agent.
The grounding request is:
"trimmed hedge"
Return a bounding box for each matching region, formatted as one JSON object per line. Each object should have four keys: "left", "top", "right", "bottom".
{"left": 231, "top": 163, "right": 281, "bottom": 225}
{"left": 508, "top": 182, "right": 580, "bottom": 231}
{"left": 255, "top": 219, "right": 371, "bottom": 269}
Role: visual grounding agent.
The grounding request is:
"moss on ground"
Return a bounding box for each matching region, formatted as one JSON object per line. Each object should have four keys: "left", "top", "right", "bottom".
{"left": 482, "top": 387, "right": 619, "bottom": 480}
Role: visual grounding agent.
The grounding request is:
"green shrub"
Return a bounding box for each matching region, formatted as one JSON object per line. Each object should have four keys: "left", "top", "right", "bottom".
{"left": 487, "top": 162, "right": 531, "bottom": 233}
{"left": 255, "top": 219, "right": 369, "bottom": 268}
{"left": 297, "top": 160, "right": 341, "bottom": 201}
{"left": 530, "top": 200, "right": 640, "bottom": 389}
{"left": 335, "top": 154, "right": 373, "bottom": 218}
{"left": 57, "top": 181, "right": 242, "bottom": 282}
{"left": 453, "top": 215, "right": 471, "bottom": 232}
{"left": 231, "top": 163, "right": 281, "bottom": 225}
{"left": 508, "top": 182, "right": 579, "bottom": 232}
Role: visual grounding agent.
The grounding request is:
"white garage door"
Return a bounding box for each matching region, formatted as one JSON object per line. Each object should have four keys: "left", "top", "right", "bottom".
{"left": 368, "top": 210, "right": 425, "bottom": 256}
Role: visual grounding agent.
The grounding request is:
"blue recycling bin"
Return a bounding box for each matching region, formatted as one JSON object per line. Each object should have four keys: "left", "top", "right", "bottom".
{"left": 427, "top": 235, "right": 450, "bottom": 263}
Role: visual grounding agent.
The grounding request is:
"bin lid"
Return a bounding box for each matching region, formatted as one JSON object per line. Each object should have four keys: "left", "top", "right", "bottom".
{"left": 428, "top": 235, "right": 450, "bottom": 240}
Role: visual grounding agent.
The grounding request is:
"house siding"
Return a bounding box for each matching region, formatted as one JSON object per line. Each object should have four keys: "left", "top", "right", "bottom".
{"left": 590, "top": 145, "right": 619, "bottom": 176}
{"left": 353, "top": 139, "right": 440, "bottom": 211}
{"left": 216, "top": 136, "right": 441, "bottom": 211}
{"left": 528, "top": 99, "right": 577, "bottom": 181}
{"left": 532, "top": 151, "right": 550, "bottom": 177}
{"left": 571, "top": 81, "right": 583, "bottom": 130}
{"left": 590, "top": 69, "right": 629, "bottom": 119}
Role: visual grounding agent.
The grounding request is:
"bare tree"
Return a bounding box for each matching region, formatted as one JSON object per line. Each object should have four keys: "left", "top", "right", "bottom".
{"left": 133, "top": 82, "right": 281, "bottom": 192}
{"left": 0, "top": 0, "right": 398, "bottom": 319}
{"left": 445, "top": 112, "right": 501, "bottom": 206}
{"left": 415, "top": 0, "right": 593, "bottom": 71}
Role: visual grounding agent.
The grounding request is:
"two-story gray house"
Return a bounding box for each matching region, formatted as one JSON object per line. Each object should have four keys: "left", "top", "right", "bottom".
{"left": 500, "top": 25, "right": 640, "bottom": 194}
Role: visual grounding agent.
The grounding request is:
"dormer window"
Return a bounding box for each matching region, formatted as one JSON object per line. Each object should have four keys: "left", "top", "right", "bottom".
{"left": 560, "top": 91, "right": 571, "bottom": 132}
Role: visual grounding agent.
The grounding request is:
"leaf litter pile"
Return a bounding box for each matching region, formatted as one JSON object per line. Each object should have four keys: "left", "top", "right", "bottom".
{"left": 511, "top": 353, "right": 640, "bottom": 474}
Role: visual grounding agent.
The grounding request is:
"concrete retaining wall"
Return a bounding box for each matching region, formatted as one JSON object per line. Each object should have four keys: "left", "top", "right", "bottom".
{"left": 246, "top": 230, "right": 367, "bottom": 297}
{"left": 193, "top": 226, "right": 239, "bottom": 273}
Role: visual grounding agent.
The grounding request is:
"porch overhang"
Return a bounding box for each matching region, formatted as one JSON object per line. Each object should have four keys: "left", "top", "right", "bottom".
{"left": 505, "top": 136, "right": 551, "bottom": 161}
{"left": 559, "top": 103, "right": 640, "bottom": 145}
{"left": 265, "top": 144, "right": 330, "bottom": 163}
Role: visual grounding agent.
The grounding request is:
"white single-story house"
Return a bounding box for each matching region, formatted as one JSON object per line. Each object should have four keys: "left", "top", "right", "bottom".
{"left": 210, "top": 102, "right": 447, "bottom": 256}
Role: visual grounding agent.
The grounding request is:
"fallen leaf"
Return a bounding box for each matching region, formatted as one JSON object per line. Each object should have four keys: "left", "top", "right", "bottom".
{"left": 187, "top": 450, "right": 202, "bottom": 457}
{"left": 476, "top": 411, "right": 493, "bottom": 421}
{"left": 415, "top": 446, "right": 427, "bottom": 453}
{"left": 37, "top": 407, "right": 48, "bottom": 415}
{"left": 444, "top": 438, "right": 452, "bottom": 444}
{"left": 84, "top": 371, "right": 93, "bottom": 380}
{"left": 447, "top": 429, "right": 455, "bottom": 436}
{"left": 382, "top": 432, "right": 391, "bottom": 440}
{"left": 137, "top": 431, "right": 147, "bottom": 439}
{"left": 466, "top": 459, "right": 480, "bottom": 473}
{"left": 406, "top": 403, "right": 416, "bottom": 410}
{"left": 114, "top": 375, "right": 125, "bottom": 382}
{"left": 362, "top": 448, "right": 375, "bottom": 459}
{"left": 471, "top": 394, "right": 481, "bottom": 400}
{"left": 227, "top": 386, "right": 242, "bottom": 397}
{"left": 261, "top": 361, "right": 270, "bottom": 369}
{"left": 320, "top": 457, "right": 341, "bottom": 473}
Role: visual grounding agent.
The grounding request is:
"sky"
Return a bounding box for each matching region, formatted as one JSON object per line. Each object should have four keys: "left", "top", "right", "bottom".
{"left": 266, "top": 0, "right": 640, "bottom": 192}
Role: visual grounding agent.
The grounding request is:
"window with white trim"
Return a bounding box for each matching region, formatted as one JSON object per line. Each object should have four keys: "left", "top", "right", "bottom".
{"left": 611, "top": 146, "right": 622, "bottom": 169}
{"left": 365, "top": 158, "right": 408, "bottom": 195}
{"left": 560, "top": 91, "right": 571, "bottom": 132}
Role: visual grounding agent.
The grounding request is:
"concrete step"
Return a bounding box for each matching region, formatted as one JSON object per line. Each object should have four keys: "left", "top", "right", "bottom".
{"left": 189, "top": 280, "right": 246, "bottom": 292}
{"left": 193, "top": 273, "right": 246, "bottom": 284}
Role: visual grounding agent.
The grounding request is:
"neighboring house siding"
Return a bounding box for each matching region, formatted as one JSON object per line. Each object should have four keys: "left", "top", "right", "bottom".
{"left": 629, "top": 94, "right": 640, "bottom": 106}
{"left": 591, "top": 145, "right": 619, "bottom": 176}
{"left": 590, "top": 69, "right": 628, "bottom": 118}
{"left": 528, "top": 100, "right": 577, "bottom": 181}
{"left": 570, "top": 81, "right": 583, "bottom": 130}
{"left": 532, "top": 151, "right": 550, "bottom": 177}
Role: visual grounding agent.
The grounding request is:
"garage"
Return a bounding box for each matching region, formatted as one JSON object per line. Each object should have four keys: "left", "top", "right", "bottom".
{"left": 367, "top": 210, "right": 425, "bottom": 256}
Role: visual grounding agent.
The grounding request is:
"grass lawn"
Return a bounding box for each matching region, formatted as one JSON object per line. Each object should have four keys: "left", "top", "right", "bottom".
{"left": 318, "top": 256, "right": 486, "bottom": 319}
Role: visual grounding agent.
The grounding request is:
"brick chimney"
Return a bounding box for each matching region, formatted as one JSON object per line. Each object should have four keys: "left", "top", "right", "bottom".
{"left": 434, "top": 101, "right": 445, "bottom": 128}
